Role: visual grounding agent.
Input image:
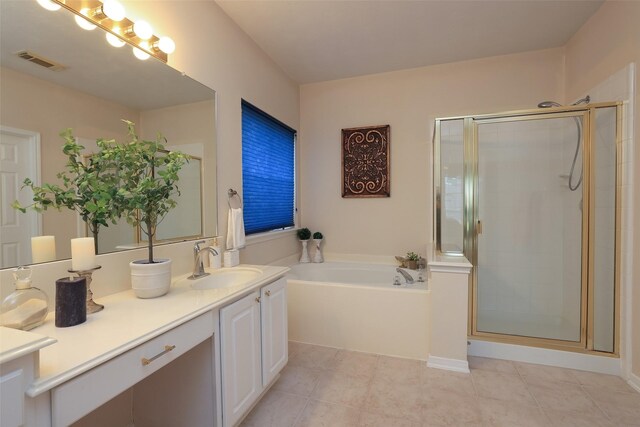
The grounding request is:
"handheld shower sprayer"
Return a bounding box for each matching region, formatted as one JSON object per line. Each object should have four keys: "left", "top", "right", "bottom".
{"left": 536, "top": 95, "right": 590, "bottom": 191}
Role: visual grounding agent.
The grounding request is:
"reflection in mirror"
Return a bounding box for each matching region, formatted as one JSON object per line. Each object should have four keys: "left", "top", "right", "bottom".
{"left": 0, "top": 0, "right": 217, "bottom": 269}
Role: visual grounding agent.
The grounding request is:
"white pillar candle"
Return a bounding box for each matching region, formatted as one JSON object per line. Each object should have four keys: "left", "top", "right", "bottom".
{"left": 31, "top": 236, "right": 56, "bottom": 263}
{"left": 71, "top": 237, "right": 96, "bottom": 271}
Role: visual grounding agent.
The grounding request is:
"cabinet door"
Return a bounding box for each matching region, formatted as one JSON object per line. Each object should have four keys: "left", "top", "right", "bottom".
{"left": 220, "top": 291, "right": 262, "bottom": 427}
{"left": 261, "top": 278, "right": 288, "bottom": 386}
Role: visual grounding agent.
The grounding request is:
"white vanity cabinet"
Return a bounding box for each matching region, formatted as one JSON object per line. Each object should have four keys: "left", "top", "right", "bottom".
{"left": 220, "top": 277, "right": 288, "bottom": 427}
{"left": 261, "top": 278, "right": 288, "bottom": 386}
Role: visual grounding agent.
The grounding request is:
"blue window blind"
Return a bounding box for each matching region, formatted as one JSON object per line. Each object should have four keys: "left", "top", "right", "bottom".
{"left": 242, "top": 101, "right": 296, "bottom": 235}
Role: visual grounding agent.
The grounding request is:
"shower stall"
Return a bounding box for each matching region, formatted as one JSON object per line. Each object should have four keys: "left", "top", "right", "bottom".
{"left": 434, "top": 101, "right": 621, "bottom": 354}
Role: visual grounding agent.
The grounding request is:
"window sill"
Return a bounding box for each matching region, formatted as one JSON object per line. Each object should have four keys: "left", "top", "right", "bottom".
{"left": 245, "top": 228, "right": 297, "bottom": 246}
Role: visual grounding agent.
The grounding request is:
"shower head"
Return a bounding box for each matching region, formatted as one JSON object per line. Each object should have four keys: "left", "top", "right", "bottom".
{"left": 571, "top": 95, "right": 591, "bottom": 105}
{"left": 538, "top": 101, "right": 562, "bottom": 108}
{"left": 537, "top": 95, "right": 591, "bottom": 109}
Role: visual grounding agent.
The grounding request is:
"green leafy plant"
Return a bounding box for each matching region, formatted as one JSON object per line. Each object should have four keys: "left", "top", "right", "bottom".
{"left": 12, "top": 129, "right": 121, "bottom": 253}
{"left": 297, "top": 228, "right": 311, "bottom": 240}
{"left": 313, "top": 231, "right": 323, "bottom": 239}
{"left": 406, "top": 251, "right": 420, "bottom": 262}
{"left": 108, "top": 120, "right": 189, "bottom": 264}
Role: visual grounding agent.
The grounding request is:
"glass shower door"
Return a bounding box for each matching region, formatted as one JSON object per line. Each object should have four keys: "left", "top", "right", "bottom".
{"left": 474, "top": 114, "right": 585, "bottom": 342}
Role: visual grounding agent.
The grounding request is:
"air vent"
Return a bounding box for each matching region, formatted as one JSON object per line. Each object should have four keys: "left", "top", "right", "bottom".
{"left": 15, "top": 51, "right": 66, "bottom": 71}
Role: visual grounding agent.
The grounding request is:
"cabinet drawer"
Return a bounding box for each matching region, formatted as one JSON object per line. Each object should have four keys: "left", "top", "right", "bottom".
{"left": 51, "top": 311, "right": 214, "bottom": 427}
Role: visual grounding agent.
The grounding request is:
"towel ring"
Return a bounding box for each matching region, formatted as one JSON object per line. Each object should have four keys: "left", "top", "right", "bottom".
{"left": 228, "top": 188, "right": 243, "bottom": 209}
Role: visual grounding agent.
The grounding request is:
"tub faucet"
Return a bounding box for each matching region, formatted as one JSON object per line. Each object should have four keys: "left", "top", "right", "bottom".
{"left": 189, "top": 240, "right": 218, "bottom": 280}
{"left": 396, "top": 267, "right": 414, "bottom": 284}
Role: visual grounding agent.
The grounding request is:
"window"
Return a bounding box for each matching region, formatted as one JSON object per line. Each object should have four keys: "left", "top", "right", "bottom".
{"left": 241, "top": 100, "right": 296, "bottom": 235}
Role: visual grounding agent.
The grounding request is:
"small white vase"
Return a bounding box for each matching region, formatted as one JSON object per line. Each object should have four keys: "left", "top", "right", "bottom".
{"left": 130, "top": 258, "right": 172, "bottom": 299}
{"left": 313, "top": 238, "right": 324, "bottom": 263}
{"left": 299, "top": 240, "right": 310, "bottom": 263}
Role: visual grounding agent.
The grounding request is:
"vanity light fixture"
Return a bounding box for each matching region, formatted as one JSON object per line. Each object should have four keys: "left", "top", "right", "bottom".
{"left": 106, "top": 29, "right": 126, "bottom": 47}
{"left": 132, "top": 43, "right": 150, "bottom": 61}
{"left": 45, "top": 0, "right": 172, "bottom": 63}
{"left": 37, "top": 0, "right": 61, "bottom": 11}
{"left": 74, "top": 8, "right": 97, "bottom": 31}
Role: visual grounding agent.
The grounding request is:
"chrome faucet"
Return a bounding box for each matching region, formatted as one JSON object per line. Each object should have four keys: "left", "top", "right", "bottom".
{"left": 189, "top": 240, "right": 219, "bottom": 280}
{"left": 396, "top": 267, "right": 414, "bottom": 284}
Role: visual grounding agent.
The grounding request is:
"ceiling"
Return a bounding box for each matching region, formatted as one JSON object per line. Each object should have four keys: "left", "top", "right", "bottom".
{"left": 216, "top": 0, "right": 604, "bottom": 84}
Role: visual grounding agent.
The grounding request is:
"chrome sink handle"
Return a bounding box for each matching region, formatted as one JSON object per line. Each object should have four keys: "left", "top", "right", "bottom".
{"left": 189, "top": 241, "right": 218, "bottom": 280}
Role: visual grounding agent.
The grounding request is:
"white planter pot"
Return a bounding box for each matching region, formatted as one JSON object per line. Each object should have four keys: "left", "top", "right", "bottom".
{"left": 313, "top": 238, "right": 324, "bottom": 263}
{"left": 130, "top": 258, "right": 172, "bottom": 299}
{"left": 299, "top": 240, "right": 310, "bottom": 263}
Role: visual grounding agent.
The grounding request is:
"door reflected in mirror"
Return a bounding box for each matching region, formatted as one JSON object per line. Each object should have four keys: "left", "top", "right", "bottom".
{"left": 0, "top": 0, "right": 217, "bottom": 269}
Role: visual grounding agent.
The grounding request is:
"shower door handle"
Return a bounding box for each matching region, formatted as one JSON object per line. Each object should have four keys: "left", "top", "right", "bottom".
{"left": 477, "top": 220, "right": 483, "bottom": 235}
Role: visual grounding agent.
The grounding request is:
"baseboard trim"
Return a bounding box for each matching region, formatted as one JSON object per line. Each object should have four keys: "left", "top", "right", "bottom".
{"left": 628, "top": 372, "right": 640, "bottom": 393}
{"left": 469, "top": 339, "right": 621, "bottom": 375}
{"left": 427, "top": 355, "right": 470, "bottom": 373}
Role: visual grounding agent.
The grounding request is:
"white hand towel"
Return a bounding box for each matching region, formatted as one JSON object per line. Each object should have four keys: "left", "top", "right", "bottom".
{"left": 226, "top": 207, "right": 246, "bottom": 250}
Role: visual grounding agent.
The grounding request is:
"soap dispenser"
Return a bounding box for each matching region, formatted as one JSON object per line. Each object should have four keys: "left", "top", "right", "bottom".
{"left": 0, "top": 266, "right": 49, "bottom": 330}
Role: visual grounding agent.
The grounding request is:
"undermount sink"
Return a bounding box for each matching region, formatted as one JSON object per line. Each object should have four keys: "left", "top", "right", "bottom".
{"left": 184, "top": 267, "right": 262, "bottom": 290}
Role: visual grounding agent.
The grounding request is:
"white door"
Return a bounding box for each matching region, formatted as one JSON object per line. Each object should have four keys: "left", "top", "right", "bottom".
{"left": 220, "top": 291, "right": 262, "bottom": 427}
{"left": 261, "top": 278, "right": 288, "bottom": 386}
{"left": 0, "top": 127, "right": 40, "bottom": 268}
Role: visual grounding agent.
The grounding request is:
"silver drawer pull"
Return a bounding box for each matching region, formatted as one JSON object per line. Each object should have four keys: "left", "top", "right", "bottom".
{"left": 142, "top": 345, "right": 176, "bottom": 366}
{"left": 265, "top": 290, "right": 271, "bottom": 296}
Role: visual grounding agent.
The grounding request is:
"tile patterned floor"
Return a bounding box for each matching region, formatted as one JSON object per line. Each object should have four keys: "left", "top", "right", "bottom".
{"left": 240, "top": 342, "right": 640, "bottom": 427}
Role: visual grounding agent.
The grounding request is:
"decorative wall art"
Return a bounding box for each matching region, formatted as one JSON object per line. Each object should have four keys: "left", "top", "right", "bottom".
{"left": 342, "top": 125, "right": 390, "bottom": 198}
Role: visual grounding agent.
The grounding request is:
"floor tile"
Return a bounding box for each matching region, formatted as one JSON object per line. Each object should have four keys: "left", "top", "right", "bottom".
{"left": 478, "top": 397, "right": 550, "bottom": 427}
{"left": 375, "top": 355, "right": 424, "bottom": 385}
{"left": 468, "top": 356, "right": 518, "bottom": 375}
{"left": 543, "top": 408, "right": 614, "bottom": 427}
{"left": 582, "top": 386, "right": 640, "bottom": 426}
{"left": 311, "top": 370, "right": 371, "bottom": 408}
{"left": 295, "top": 400, "right": 361, "bottom": 427}
{"left": 364, "top": 377, "right": 426, "bottom": 422}
{"left": 358, "top": 411, "right": 419, "bottom": 427}
{"left": 472, "top": 369, "right": 537, "bottom": 406}
{"left": 421, "top": 388, "right": 484, "bottom": 426}
{"left": 288, "top": 341, "right": 310, "bottom": 359}
{"left": 571, "top": 369, "right": 636, "bottom": 393}
{"left": 289, "top": 345, "right": 340, "bottom": 370}
{"left": 327, "top": 350, "right": 378, "bottom": 379}
{"left": 527, "top": 381, "right": 602, "bottom": 415}
{"left": 515, "top": 361, "right": 578, "bottom": 384}
{"left": 423, "top": 366, "right": 476, "bottom": 396}
{"left": 273, "top": 365, "right": 323, "bottom": 397}
{"left": 240, "top": 390, "right": 307, "bottom": 427}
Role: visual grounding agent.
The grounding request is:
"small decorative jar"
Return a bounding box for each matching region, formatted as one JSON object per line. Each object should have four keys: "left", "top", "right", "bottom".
{"left": 0, "top": 266, "right": 49, "bottom": 331}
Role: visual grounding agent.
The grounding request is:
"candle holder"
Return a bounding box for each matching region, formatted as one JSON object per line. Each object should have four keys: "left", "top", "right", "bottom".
{"left": 68, "top": 265, "right": 103, "bottom": 314}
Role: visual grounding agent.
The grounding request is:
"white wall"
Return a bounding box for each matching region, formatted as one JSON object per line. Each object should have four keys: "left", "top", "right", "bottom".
{"left": 299, "top": 48, "right": 565, "bottom": 258}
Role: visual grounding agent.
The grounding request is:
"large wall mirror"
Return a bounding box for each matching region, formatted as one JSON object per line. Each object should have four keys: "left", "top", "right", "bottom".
{"left": 0, "top": 0, "right": 217, "bottom": 269}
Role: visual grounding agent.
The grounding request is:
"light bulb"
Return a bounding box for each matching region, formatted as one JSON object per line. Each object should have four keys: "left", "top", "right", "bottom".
{"left": 157, "top": 37, "right": 175, "bottom": 54}
{"left": 102, "top": 0, "right": 125, "bottom": 22}
{"left": 37, "top": 0, "right": 61, "bottom": 11}
{"left": 75, "top": 9, "right": 97, "bottom": 31}
{"left": 133, "top": 43, "right": 150, "bottom": 60}
{"left": 106, "top": 30, "right": 126, "bottom": 47}
{"left": 133, "top": 20, "right": 153, "bottom": 40}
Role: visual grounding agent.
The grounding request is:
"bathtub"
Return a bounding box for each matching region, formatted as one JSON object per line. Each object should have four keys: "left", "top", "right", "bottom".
{"left": 286, "top": 262, "right": 430, "bottom": 360}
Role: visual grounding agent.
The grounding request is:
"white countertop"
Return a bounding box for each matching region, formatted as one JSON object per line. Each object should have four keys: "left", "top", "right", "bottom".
{"left": 20, "top": 264, "right": 288, "bottom": 397}
{"left": 0, "top": 327, "right": 56, "bottom": 365}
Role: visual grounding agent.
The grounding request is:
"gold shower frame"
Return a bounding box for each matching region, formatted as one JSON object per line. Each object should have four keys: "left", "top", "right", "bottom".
{"left": 433, "top": 101, "right": 622, "bottom": 355}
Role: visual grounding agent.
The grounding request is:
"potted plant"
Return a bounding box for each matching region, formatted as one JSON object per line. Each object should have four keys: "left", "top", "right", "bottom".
{"left": 312, "top": 231, "right": 324, "bottom": 263}
{"left": 405, "top": 251, "right": 420, "bottom": 270}
{"left": 12, "top": 128, "right": 121, "bottom": 254}
{"left": 108, "top": 120, "right": 189, "bottom": 298}
{"left": 297, "top": 227, "right": 311, "bottom": 263}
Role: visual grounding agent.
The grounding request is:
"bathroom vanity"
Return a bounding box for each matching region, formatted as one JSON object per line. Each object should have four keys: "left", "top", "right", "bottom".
{"left": 0, "top": 265, "right": 289, "bottom": 427}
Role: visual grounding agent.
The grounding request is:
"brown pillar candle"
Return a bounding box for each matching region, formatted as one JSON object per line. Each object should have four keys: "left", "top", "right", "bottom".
{"left": 55, "top": 276, "right": 87, "bottom": 328}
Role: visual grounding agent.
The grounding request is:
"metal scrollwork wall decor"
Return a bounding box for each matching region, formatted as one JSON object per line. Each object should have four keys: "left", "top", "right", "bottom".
{"left": 342, "top": 125, "right": 390, "bottom": 198}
